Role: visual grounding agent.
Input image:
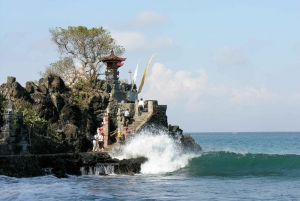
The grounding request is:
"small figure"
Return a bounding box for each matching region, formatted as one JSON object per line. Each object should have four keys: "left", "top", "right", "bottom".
{"left": 97, "top": 128, "right": 104, "bottom": 151}
{"left": 138, "top": 98, "right": 144, "bottom": 116}
{"left": 92, "top": 132, "right": 99, "bottom": 152}
{"left": 124, "top": 109, "right": 130, "bottom": 126}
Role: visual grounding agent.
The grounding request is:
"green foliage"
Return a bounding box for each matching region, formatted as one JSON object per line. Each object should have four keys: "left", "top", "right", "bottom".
{"left": 46, "top": 130, "right": 63, "bottom": 141}
{"left": 22, "top": 108, "right": 47, "bottom": 125}
{"left": 74, "top": 79, "right": 85, "bottom": 90}
{"left": 14, "top": 100, "right": 47, "bottom": 127}
{"left": 74, "top": 92, "right": 92, "bottom": 110}
{"left": 48, "top": 25, "right": 125, "bottom": 88}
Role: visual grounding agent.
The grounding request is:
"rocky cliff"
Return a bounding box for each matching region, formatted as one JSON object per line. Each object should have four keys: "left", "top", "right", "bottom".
{"left": 0, "top": 75, "right": 201, "bottom": 155}
{"left": 0, "top": 75, "right": 202, "bottom": 178}
{"left": 0, "top": 75, "right": 120, "bottom": 154}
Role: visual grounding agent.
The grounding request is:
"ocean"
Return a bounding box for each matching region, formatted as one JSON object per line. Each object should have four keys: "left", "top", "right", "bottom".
{"left": 0, "top": 131, "right": 300, "bottom": 200}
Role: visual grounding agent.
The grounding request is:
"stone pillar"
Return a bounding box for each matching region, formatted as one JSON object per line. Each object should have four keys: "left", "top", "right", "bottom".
{"left": 117, "top": 108, "right": 121, "bottom": 131}
{"left": 19, "top": 135, "right": 30, "bottom": 155}
{"left": 135, "top": 100, "right": 139, "bottom": 117}
{"left": 7, "top": 76, "right": 16, "bottom": 88}
{"left": 103, "top": 111, "right": 109, "bottom": 148}
{"left": 148, "top": 101, "right": 153, "bottom": 113}
{"left": 117, "top": 108, "right": 124, "bottom": 137}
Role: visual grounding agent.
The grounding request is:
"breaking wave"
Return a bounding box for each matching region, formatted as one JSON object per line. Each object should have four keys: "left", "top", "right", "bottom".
{"left": 109, "top": 129, "right": 200, "bottom": 174}
{"left": 175, "top": 151, "right": 300, "bottom": 177}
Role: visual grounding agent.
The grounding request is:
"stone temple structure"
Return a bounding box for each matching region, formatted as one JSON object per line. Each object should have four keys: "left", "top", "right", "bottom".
{"left": 0, "top": 50, "right": 201, "bottom": 157}
{"left": 0, "top": 100, "right": 29, "bottom": 155}
{"left": 0, "top": 50, "right": 202, "bottom": 178}
{"left": 101, "top": 50, "right": 127, "bottom": 103}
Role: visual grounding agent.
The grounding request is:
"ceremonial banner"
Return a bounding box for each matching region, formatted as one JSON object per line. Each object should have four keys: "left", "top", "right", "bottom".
{"left": 138, "top": 53, "right": 156, "bottom": 93}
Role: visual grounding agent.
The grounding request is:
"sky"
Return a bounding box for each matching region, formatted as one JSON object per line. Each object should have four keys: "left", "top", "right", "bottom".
{"left": 1, "top": 0, "right": 300, "bottom": 132}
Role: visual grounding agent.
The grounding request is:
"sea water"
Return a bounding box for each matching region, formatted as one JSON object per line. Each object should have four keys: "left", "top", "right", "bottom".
{"left": 0, "top": 131, "right": 300, "bottom": 200}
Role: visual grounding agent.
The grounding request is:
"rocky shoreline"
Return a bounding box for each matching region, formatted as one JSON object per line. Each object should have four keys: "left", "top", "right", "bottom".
{"left": 0, "top": 152, "right": 147, "bottom": 178}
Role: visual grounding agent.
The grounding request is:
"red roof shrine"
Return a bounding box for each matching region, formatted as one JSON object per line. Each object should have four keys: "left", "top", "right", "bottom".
{"left": 101, "top": 50, "right": 126, "bottom": 71}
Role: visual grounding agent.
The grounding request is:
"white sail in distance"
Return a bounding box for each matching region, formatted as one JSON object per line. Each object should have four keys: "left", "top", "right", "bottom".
{"left": 138, "top": 53, "right": 157, "bottom": 94}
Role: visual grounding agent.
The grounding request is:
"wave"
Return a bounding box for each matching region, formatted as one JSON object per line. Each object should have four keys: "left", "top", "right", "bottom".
{"left": 109, "top": 129, "right": 200, "bottom": 174}
{"left": 174, "top": 151, "right": 300, "bottom": 177}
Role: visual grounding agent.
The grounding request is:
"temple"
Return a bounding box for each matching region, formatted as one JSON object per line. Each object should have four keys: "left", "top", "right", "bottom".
{"left": 0, "top": 51, "right": 173, "bottom": 155}
{"left": 0, "top": 50, "right": 202, "bottom": 178}
{"left": 101, "top": 50, "right": 127, "bottom": 103}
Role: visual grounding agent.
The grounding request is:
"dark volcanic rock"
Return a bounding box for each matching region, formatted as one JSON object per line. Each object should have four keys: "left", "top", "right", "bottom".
{"left": 60, "top": 104, "right": 81, "bottom": 125}
{"left": 114, "top": 157, "right": 148, "bottom": 175}
{"left": 28, "top": 134, "right": 71, "bottom": 154}
{"left": 0, "top": 153, "right": 147, "bottom": 178}
{"left": 181, "top": 134, "right": 202, "bottom": 152}
{"left": 6, "top": 76, "right": 16, "bottom": 88}
{"left": 0, "top": 156, "right": 44, "bottom": 178}
{"left": 10, "top": 82, "right": 26, "bottom": 99}
{"left": 51, "top": 158, "right": 68, "bottom": 178}
{"left": 168, "top": 124, "right": 202, "bottom": 152}
{"left": 25, "top": 81, "right": 40, "bottom": 94}
{"left": 49, "top": 76, "right": 66, "bottom": 93}
{"left": 80, "top": 152, "right": 115, "bottom": 166}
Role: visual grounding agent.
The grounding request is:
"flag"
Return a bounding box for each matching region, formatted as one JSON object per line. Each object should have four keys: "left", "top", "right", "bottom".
{"left": 138, "top": 53, "right": 157, "bottom": 93}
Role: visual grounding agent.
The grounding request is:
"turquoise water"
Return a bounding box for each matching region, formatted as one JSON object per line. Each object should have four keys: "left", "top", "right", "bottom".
{"left": 0, "top": 132, "right": 300, "bottom": 200}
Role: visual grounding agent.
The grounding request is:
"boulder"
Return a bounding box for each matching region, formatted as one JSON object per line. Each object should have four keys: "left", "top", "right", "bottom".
{"left": 25, "top": 81, "right": 40, "bottom": 94}
{"left": 181, "top": 134, "right": 202, "bottom": 152}
{"left": 49, "top": 76, "right": 65, "bottom": 93}
{"left": 114, "top": 157, "right": 148, "bottom": 175}
{"left": 9, "top": 82, "right": 27, "bottom": 100}
{"left": 60, "top": 104, "right": 81, "bottom": 125}
{"left": 30, "top": 92, "right": 58, "bottom": 123}
{"left": 38, "top": 78, "right": 48, "bottom": 94}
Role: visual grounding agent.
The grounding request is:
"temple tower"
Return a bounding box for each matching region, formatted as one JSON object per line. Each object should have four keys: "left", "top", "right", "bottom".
{"left": 101, "top": 50, "right": 127, "bottom": 102}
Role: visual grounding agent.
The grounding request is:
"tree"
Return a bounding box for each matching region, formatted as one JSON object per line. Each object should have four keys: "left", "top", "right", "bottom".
{"left": 39, "top": 57, "right": 79, "bottom": 86}
{"left": 48, "top": 26, "right": 125, "bottom": 87}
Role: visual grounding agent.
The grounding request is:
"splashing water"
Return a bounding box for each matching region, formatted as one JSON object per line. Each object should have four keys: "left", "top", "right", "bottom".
{"left": 110, "top": 129, "right": 200, "bottom": 174}
{"left": 80, "top": 164, "right": 115, "bottom": 175}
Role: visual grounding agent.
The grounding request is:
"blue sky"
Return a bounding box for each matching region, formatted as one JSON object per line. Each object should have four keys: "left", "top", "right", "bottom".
{"left": 1, "top": 0, "right": 300, "bottom": 132}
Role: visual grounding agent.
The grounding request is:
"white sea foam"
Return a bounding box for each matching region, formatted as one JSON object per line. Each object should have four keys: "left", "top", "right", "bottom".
{"left": 110, "top": 129, "right": 199, "bottom": 174}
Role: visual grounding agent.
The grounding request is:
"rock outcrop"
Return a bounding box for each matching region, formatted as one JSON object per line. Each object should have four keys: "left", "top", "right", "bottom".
{"left": 0, "top": 153, "right": 147, "bottom": 178}
{"left": 168, "top": 124, "right": 202, "bottom": 152}
{"left": 0, "top": 76, "right": 117, "bottom": 154}
{"left": 0, "top": 74, "right": 202, "bottom": 178}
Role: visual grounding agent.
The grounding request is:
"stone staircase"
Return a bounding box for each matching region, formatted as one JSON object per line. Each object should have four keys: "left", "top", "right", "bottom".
{"left": 127, "top": 112, "right": 151, "bottom": 133}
